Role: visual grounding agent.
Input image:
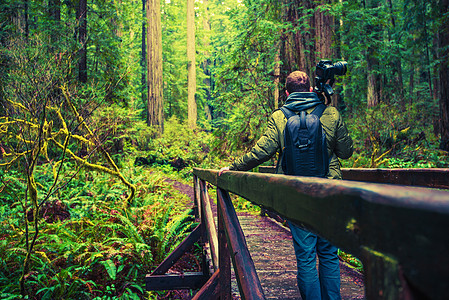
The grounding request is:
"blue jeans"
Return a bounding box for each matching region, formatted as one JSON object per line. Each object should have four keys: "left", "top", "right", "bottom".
{"left": 288, "top": 221, "right": 341, "bottom": 300}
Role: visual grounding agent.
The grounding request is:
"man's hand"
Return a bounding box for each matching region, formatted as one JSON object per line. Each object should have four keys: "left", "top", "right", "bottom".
{"left": 218, "top": 167, "right": 230, "bottom": 176}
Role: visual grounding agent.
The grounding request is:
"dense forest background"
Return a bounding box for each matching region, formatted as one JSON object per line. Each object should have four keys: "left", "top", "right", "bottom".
{"left": 0, "top": 0, "right": 448, "bottom": 299}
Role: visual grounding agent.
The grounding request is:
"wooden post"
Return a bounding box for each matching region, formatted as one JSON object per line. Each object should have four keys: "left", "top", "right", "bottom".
{"left": 193, "top": 175, "right": 200, "bottom": 218}
{"left": 218, "top": 189, "right": 231, "bottom": 299}
{"left": 217, "top": 187, "right": 265, "bottom": 299}
{"left": 199, "top": 180, "right": 219, "bottom": 271}
{"left": 361, "top": 247, "right": 415, "bottom": 300}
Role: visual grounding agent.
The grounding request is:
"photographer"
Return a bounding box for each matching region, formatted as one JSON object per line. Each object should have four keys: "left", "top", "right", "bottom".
{"left": 219, "top": 67, "right": 353, "bottom": 299}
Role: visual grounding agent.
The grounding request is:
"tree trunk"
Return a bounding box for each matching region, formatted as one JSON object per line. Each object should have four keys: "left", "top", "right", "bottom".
{"left": 77, "top": 0, "right": 87, "bottom": 83}
{"left": 366, "top": 0, "right": 382, "bottom": 107}
{"left": 146, "top": 0, "right": 164, "bottom": 132}
{"left": 439, "top": 0, "right": 449, "bottom": 150}
{"left": 315, "top": 1, "right": 338, "bottom": 105}
{"left": 24, "top": 0, "right": 29, "bottom": 40}
{"left": 187, "top": 0, "right": 197, "bottom": 129}
{"left": 48, "top": 0, "right": 61, "bottom": 47}
{"left": 49, "top": 0, "right": 61, "bottom": 22}
{"left": 202, "top": 0, "right": 212, "bottom": 121}
{"left": 141, "top": 0, "right": 147, "bottom": 107}
{"left": 10, "top": 1, "right": 28, "bottom": 38}
{"left": 315, "top": 3, "right": 333, "bottom": 60}
{"left": 274, "top": 45, "right": 281, "bottom": 109}
{"left": 386, "top": 0, "right": 404, "bottom": 106}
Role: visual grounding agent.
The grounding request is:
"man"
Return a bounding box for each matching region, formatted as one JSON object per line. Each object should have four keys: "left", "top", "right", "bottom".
{"left": 219, "top": 70, "right": 353, "bottom": 299}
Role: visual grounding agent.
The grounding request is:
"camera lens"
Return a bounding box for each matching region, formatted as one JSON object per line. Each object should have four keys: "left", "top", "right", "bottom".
{"left": 334, "top": 61, "right": 347, "bottom": 76}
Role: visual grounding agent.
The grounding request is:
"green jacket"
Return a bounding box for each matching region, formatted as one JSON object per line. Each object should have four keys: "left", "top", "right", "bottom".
{"left": 229, "top": 94, "right": 353, "bottom": 179}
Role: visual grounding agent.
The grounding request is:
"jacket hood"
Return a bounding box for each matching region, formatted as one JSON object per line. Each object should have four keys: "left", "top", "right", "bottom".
{"left": 282, "top": 92, "right": 323, "bottom": 112}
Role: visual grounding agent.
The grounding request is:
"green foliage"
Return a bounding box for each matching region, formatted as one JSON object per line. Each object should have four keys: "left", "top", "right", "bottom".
{"left": 89, "top": 104, "right": 156, "bottom": 155}
{"left": 209, "top": 0, "right": 284, "bottom": 156}
{"left": 0, "top": 161, "right": 197, "bottom": 299}
{"left": 141, "top": 116, "right": 217, "bottom": 178}
{"left": 208, "top": 0, "right": 447, "bottom": 162}
{"left": 343, "top": 103, "right": 448, "bottom": 168}
{"left": 338, "top": 250, "right": 364, "bottom": 273}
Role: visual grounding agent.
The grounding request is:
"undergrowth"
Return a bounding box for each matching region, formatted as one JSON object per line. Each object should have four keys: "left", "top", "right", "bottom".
{"left": 343, "top": 103, "right": 449, "bottom": 168}
{"left": 0, "top": 159, "right": 197, "bottom": 300}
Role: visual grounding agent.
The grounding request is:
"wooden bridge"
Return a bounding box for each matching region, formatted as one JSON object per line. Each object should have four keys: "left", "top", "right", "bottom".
{"left": 146, "top": 168, "right": 449, "bottom": 299}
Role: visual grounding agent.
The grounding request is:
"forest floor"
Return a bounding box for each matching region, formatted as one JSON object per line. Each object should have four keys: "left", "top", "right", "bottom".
{"left": 161, "top": 177, "right": 365, "bottom": 300}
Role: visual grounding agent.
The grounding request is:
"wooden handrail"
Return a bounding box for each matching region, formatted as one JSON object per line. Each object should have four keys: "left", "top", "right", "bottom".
{"left": 259, "top": 166, "right": 449, "bottom": 189}
{"left": 342, "top": 167, "right": 449, "bottom": 189}
{"left": 193, "top": 167, "right": 449, "bottom": 300}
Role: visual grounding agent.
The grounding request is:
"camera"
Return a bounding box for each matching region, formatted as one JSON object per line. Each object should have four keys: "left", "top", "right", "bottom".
{"left": 315, "top": 60, "right": 347, "bottom": 103}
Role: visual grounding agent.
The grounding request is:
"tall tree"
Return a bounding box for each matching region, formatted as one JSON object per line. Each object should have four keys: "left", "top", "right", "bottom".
{"left": 146, "top": 0, "right": 164, "bottom": 132}
{"left": 274, "top": 45, "right": 281, "bottom": 109}
{"left": 24, "top": 0, "right": 29, "bottom": 39}
{"left": 77, "top": 0, "right": 87, "bottom": 83}
{"left": 187, "top": 0, "right": 197, "bottom": 128}
{"left": 49, "top": 0, "right": 61, "bottom": 23}
{"left": 365, "top": 0, "right": 382, "bottom": 107}
{"left": 386, "top": 0, "right": 404, "bottom": 104}
{"left": 141, "top": 0, "right": 147, "bottom": 106}
{"left": 202, "top": 0, "right": 213, "bottom": 121}
{"left": 439, "top": 0, "right": 449, "bottom": 150}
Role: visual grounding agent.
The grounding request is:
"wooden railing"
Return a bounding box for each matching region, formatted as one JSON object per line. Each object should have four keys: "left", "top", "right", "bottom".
{"left": 147, "top": 168, "right": 449, "bottom": 299}
{"left": 146, "top": 171, "right": 265, "bottom": 299}
{"left": 259, "top": 166, "right": 449, "bottom": 189}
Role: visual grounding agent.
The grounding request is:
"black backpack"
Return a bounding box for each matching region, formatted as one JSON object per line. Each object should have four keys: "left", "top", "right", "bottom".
{"left": 279, "top": 104, "right": 329, "bottom": 177}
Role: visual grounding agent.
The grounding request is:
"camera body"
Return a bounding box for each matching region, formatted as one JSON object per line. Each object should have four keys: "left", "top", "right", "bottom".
{"left": 315, "top": 60, "right": 347, "bottom": 103}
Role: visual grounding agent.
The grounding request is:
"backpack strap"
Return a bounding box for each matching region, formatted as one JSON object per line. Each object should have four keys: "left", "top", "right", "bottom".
{"left": 310, "top": 103, "right": 327, "bottom": 118}
{"left": 279, "top": 106, "right": 296, "bottom": 119}
{"left": 280, "top": 104, "right": 327, "bottom": 119}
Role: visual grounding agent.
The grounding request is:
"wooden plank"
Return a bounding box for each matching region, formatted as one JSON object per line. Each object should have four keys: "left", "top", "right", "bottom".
{"left": 217, "top": 187, "right": 266, "bottom": 300}
{"left": 193, "top": 168, "right": 449, "bottom": 299}
{"left": 194, "top": 168, "right": 217, "bottom": 186}
{"left": 193, "top": 175, "right": 200, "bottom": 218}
{"left": 342, "top": 168, "right": 449, "bottom": 189}
{"left": 150, "top": 224, "right": 202, "bottom": 276}
{"left": 258, "top": 166, "right": 449, "bottom": 189}
{"left": 218, "top": 189, "right": 231, "bottom": 300}
{"left": 146, "top": 272, "right": 208, "bottom": 290}
{"left": 192, "top": 269, "right": 221, "bottom": 300}
{"left": 199, "top": 179, "right": 219, "bottom": 271}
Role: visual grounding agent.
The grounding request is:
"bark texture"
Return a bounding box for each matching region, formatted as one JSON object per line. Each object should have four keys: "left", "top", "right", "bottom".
{"left": 439, "top": 0, "right": 449, "bottom": 150}
{"left": 146, "top": 0, "right": 164, "bottom": 132}
{"left": 187, "top": 0, "right": 197, "bottom": 129}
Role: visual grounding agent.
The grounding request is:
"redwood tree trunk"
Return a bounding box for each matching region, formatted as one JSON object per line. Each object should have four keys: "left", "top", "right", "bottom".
{"left": 77, "top": 0, "right": 87, "bottom": 83}
{"left": 49, "top": 0, "right": 61, "bottom": 46}
{"left": 141, "top": 0, "right": 147, "bottom": 106}
{"left": 24, "top": 0, "right": 29, "bottom": 40}
{"left": 187, "top": 0, "right": 197, "bottom": 129}
{"left": 283, "top": 0, "right": 337, "bottom": 94}
{"left": 366, "top": 0, "right": 382, "bottom": 107}
{"left": 274, "top": 45, "right": 281, "bottom": 110}
{"left": 439, "top": 0, "right": 449, "bottom": 150}
{"left": 202, "top": 0, "right": 212, "bottom": 121}
{"left": 146, "top": 0, "right": 164, "bottom": 132}
{"left": 387, "top": 0, "right": 404, "bottom": 105}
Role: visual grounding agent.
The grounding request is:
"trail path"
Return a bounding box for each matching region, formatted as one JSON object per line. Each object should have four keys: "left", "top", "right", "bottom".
{"left": 168, "top": 179, "right": 365, "bottom": 299}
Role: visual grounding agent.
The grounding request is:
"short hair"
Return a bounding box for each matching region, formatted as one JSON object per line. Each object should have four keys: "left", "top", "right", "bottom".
{"left": 286, "top": 71, "right": 310, "bottom": 93}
